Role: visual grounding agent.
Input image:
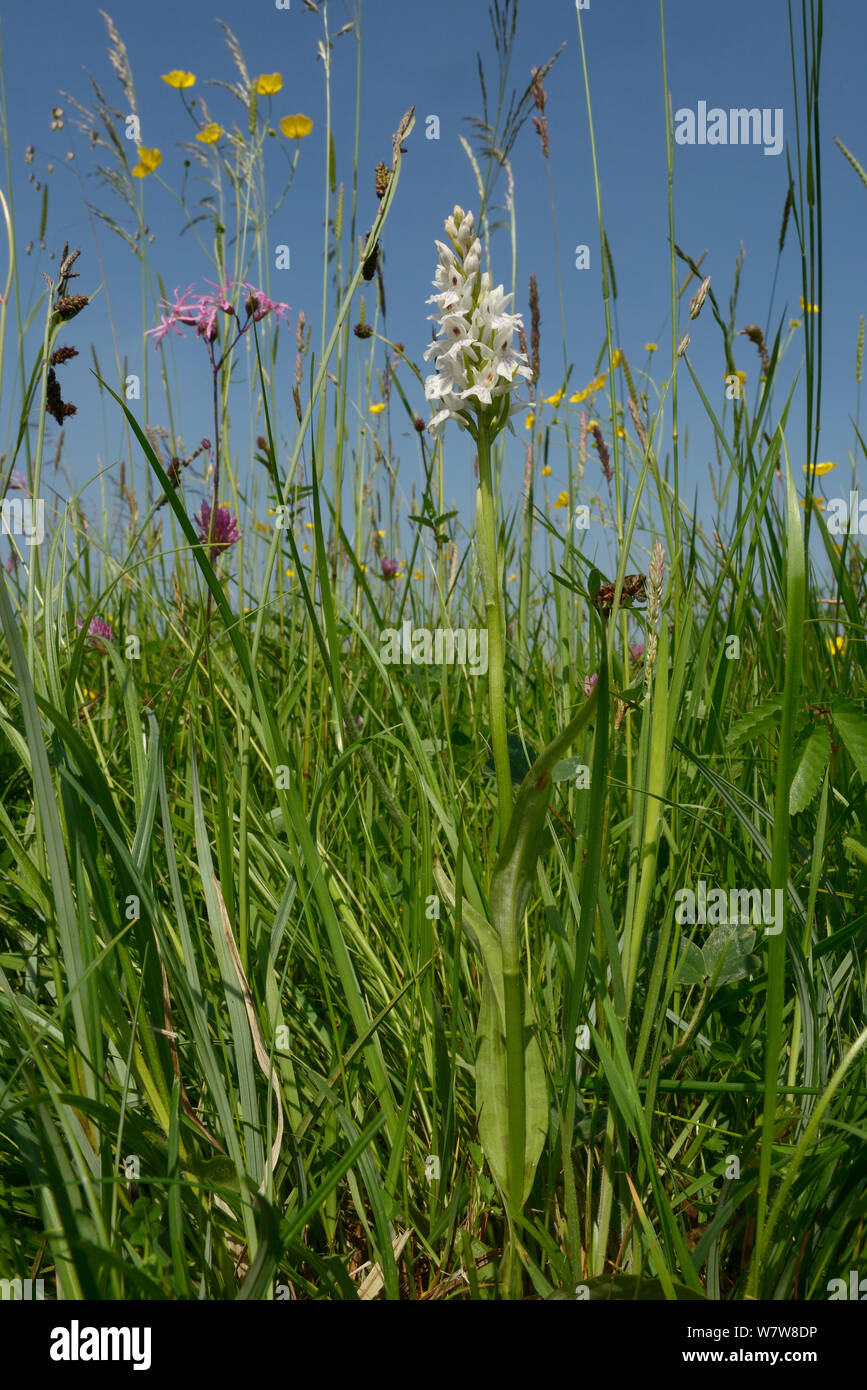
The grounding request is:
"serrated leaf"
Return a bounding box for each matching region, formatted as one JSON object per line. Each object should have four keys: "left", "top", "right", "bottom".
{"left": 832, "top": 703, "right": 867, "bottom": 783}
{"left": 727, "top": 697, "right": 783, "bottom": 747}
{"left": 789, "top": 725, "right": 830, "bottom": 814}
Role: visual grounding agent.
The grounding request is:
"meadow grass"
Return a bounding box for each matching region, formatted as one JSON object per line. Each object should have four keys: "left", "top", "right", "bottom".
{"left": 1, "top": 0, "right": 866, "bottom": 1301}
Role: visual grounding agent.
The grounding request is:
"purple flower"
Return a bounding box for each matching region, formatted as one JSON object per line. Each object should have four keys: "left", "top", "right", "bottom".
{"left": 77, "top": 615, "right": 115, "bottom": 649}
{"left": 629, "top": 641, "right": 645, "bottom": 663}
{"left": 146, "top": 280, "right": 290, "bottom": 349}
{"left": 193, "top": 499, "right": 240, "bottom": 551}
{"left": 380, "top": 557, "right": 400, "bottom": 580}
{"left": 584, "top": 672, "right": 598, "bottom": 696}
{"left": 8, "top": 470, "right": 29, "bottom": 494}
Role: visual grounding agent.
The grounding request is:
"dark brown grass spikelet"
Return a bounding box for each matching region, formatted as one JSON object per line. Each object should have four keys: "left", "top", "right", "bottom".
{"left": 45, "top": 367, "right": 76, "bottom": 425}
{"left": 739, "top": 323, "right": 770, "bottom": 374}
{"left": 779, "top": 187, "right": 792, "bottom": 254}
{"left": 528, "top": 273, "right": 540, "bottom": 385}
{"left": 591, "top": 424, "right": 613, "bottom": 484}
{"left": 354, "top": 322, "right": 373, "bottom": 339}
{"left": 50, "top": 344, "right": 79, "bottom": 366}
{"left": 374, "top": 161, "right": 390, "bottom": 200}
{"left": 53, "top": 294, "right": 89, "bottom": 321}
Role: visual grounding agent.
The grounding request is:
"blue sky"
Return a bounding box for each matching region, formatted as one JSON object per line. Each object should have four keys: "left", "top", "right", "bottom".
{"left": 1, "top": 0, "right": 865, "bottom": 578}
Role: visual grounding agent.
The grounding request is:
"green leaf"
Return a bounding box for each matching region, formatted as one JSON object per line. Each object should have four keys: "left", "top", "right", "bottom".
{"left": 832, "top": 702, "right": 867, "bottom": 782}
{"left": 727, "top": 697, "right": 783, "bottom": 747}
{"left": 676, "top": 939, "right": 707, "bottom": 985}
{"left": 475, "top": 973, "right": 547, "bottom": 1207}
{"left": 482, "top": 733, "right": 538, "bottom": 785}
{"left": 789, "top": 725, "right": 830, "bottom": 814}
{"left": 703, "top": 924, "right": 759, "bottom": 986}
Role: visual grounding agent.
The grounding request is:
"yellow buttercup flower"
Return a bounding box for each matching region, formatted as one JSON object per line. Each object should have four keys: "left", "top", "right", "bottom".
{"left": 132, "top": 147, "right": 162, "bottom": 177}
{"left": 280, "top": 114, "right": 314, "bottom": 139}
{"left": 569, "top": 388, "right": 589, "bottom": 403}
{"left": 255, "top": 73, "right": 283, "bottom": 96}
{"left": 541, "top": 465, "right": 551, "bottom": 476}
{"left": 611, "top": 348, "right": 623, "bottom": 368}
{"left": 508, "top": 574, "right": 517, "bottom": 582}
{"left": 616, "top": 426, "right": 626, "bottom": 438}
{"left": 554, "top": 491, "right": 569, "bottom": 509}
{"left": 803, "top": 461, "right": 836, "bottom": 476}
{"left": 544, "top": 388, "right": 565, "bottom": 405}
{"left": 586, "top": 420, "right": 599, "bottom": 429}
{"left": 591, "top": 373, "right": 606, "bottom": 391}
{"left": 196, "top": 123, "right": 223, "bottom": 144}
{"left": 800, "top": 496, "right": 825, "bottom": 511}
{"left": 162, "top": 70, "right": 195, "bottom": 89}
{"left": 827, "top": 634, "right": 846, "bottom": 655}
{"left": 285, "top": 568, "right": 295, "bottom": 578}
{"left": 302, "top": 542, "right": 309, "bottom": 551}
{"left": 525, "top": 412, "right": 535, "bottom": 428}
{"left": 413, "top": 570, "right": 424, "bottom": 581}
{"left": 644, "top": 343, "right": 658, "bottom": 353}
{"left": 369, "top": 402, "right": 386, "bottom": 414}
{"left": 305, "top": 522, "right": 314, "bottom": 530}
{"left": 800, "top": 296, "right": 819, "bottom": 314}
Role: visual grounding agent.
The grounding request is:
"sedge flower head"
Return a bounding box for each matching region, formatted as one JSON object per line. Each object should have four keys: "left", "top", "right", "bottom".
{"left": 423, "top": 205, "right": 533, "bottom": 438}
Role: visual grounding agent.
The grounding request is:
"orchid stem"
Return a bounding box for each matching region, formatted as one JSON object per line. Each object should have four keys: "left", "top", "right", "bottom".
{"left": 476, "top": 419, "right": 512, "bottom": 852}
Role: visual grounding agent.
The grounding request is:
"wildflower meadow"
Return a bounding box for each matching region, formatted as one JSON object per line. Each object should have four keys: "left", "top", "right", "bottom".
{"left": 1, "top": 0, "right": 867, "bottom": 1351}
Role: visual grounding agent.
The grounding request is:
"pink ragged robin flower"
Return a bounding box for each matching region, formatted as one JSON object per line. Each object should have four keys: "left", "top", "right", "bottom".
{"left": 380, "top": 557, "right": 400, "bottom": 580}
